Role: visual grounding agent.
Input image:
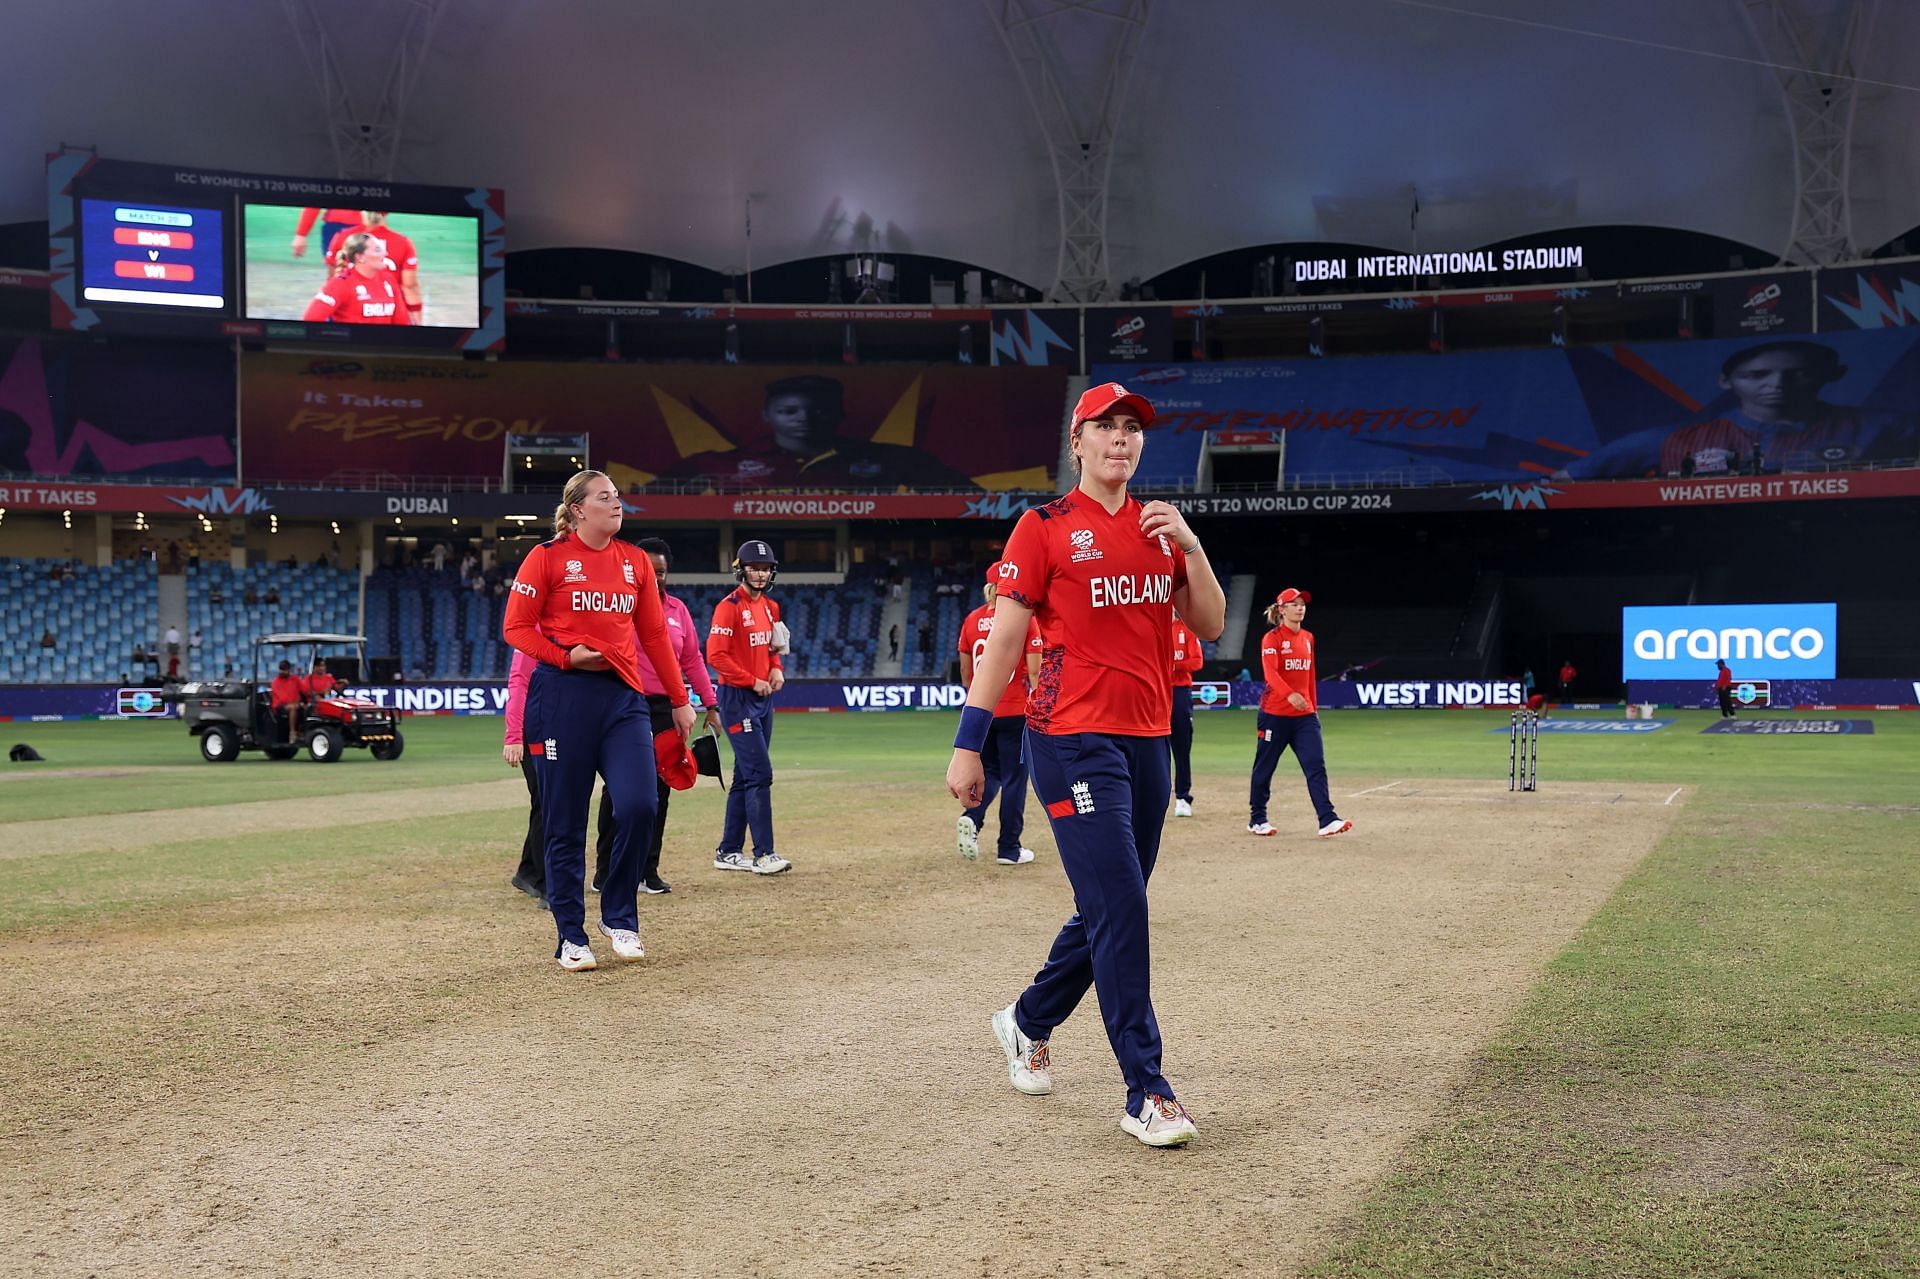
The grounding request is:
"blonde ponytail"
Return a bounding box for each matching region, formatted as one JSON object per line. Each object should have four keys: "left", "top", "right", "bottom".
{"left": 552, "top": 469, "right": 611, "bottom": 536}
{"left": 983, "top": 581, "right": 997, "bottom": 605}
{"left": 1264, "top": 601, "right": 1282, "bottom": 626}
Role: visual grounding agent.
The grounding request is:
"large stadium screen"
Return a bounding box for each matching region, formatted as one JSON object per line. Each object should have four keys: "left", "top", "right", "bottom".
{"left": 241, "top": 204, "right": 482, "bottom": 330}
{"left": 48, "top": 151, "right": 503, "bottom": 351}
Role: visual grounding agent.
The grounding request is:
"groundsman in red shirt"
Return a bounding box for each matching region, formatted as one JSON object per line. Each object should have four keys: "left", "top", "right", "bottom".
{"left": 946, "top": 381, "right": 1225, "bottom": 1149}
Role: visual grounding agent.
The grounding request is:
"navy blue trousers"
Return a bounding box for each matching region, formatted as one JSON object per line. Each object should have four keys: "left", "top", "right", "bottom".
{"left": 1249, "top": 711, "right": 1339, "bottom": 827}
{"left": 717, "top": 684, "right": 776, "bottom": 857}
{"left": 963, "top": 714, "right": 1029, "bottom": 857}
{"left": 1015, "top": 730, "right": 1176, "bottom": 1116}
{"left": 525, "top": 666, "right": 659, "bottom": 949}
{"left": 1170, "top": 688, "right": 1195, "bottom": 802}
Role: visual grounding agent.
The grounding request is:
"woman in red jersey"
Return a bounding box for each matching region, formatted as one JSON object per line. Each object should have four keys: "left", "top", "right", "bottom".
{"left": 300, "top": 233, "right": 405, "bottom": 325}
{"left": 947, "top": 381, "right": 1225, "bottom": 1148}
{"left": 1248, "top": 589, "right": 1351, "bottom": 839}
{"left": 503, "top": 470, "right": 695, "bottom": 971}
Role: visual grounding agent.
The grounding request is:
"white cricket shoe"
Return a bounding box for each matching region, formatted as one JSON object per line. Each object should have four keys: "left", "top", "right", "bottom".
{"left": 995, "top": 848, "right": 1036, "bottom": 866}
{"left": 955, "top": 814, "right": 980, "bottom": 860}
{"left": 713, "top": 850, "right": 754, "bottom": 872}
{"left": 557, "top": 941, "right": 598, "bottom": 972}
{"left": 1247, "top": 821, "right": 1277, "bottom": 837}
{"left": 1318, "top": 819, "right": 1353, "bottom": 838}
{"left": 752, "top": 853, "right": 792, "bottom": 875}
{"left": 595, "top": 921, "right": 646, "bottom": 961}
{"left": 1174, "top": 798, "right": 1193, "bottom": 818}
{"left": 1120, "top": 1094, "right": 1197, "bottom": 1148}
{"left": 991, "top": 1003, "right": 1053, "bottom": 1096}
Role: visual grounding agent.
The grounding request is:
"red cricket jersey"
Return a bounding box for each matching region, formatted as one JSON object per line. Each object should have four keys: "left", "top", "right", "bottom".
{"left": 295, "top": 208, "right": 364, "bottom": 236}
{"left": 302, "top": 271, "right": 404, "bottom": 324}
{"left": 1260, "top": 625, "right": 1317, "bottom": 716}
{"left": 997, "top": 492, "right": 1188, "bottom": 736}
{"left": 707, "top": 587, "right": 784, "bottom": 687}
{"left": 1170, "top": 617, "right": 1204, "bottom": 687}
{"left": 958, "top": 602, "right": 1044, "bottom": 718}
{"left": 326, "top": 224, "right": 418, "bottom": 274}
{"left": 501, "top": 534, "right": 689, "bottom": 705}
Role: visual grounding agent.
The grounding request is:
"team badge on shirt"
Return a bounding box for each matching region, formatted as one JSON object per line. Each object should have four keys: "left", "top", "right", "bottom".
{"left": 1069, "top": 528, "right": 1103, "bottom": 564}
{"left": 622, "top": 561, "right": 636, "bottom": 585}
{"left": 564, "top": 559, "right": 586, "bottom": 583}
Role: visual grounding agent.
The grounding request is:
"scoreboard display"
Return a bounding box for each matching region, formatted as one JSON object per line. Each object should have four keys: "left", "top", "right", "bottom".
{"left": 48, "top": 151, "right": 503, "bottom": 351}
{"left": 79, "top": 200, "right": 226, "bottom": 309}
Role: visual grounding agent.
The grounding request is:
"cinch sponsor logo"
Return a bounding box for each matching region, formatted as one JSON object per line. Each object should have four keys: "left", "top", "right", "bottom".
{"left": 1621, "top": 604, "right": 1836, "bottom": 679}
{"left": 1090, "top": 574, "right": 1171, "bottom": 608}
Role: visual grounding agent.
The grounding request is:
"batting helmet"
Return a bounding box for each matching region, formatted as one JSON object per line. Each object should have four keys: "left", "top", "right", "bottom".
{"left": 732, "top": 539, "right": 779, "bottom": 586}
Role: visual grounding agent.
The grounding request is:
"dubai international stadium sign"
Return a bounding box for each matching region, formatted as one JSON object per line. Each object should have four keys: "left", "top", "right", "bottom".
{"left": 1293, "top": 245, "right": 1586, "bottom": 284}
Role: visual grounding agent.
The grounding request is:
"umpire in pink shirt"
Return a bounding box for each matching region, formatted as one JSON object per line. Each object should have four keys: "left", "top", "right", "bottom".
{"left": 594, "top": 537, "right": 721, "bottom": 897}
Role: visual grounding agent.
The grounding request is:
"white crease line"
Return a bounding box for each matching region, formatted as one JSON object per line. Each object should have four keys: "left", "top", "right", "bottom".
{"left": 1349, "top": 780, "right": 1406, "bottom": 797}
{"left": 1664, "top": 786, "right": 1684, "bottom": 806}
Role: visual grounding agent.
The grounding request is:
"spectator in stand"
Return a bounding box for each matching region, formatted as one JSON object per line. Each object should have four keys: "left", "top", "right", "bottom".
{"left": 165, "top": 625, "right": 181, "bottom": 657}
{"left": 190, "top": 628, "right": 203, "bottom": 657}
{"left": 210, "top": 584, "right": 225, "bottom": 606}
{"left": 132, "top": 641, "right": 149, "bottom": 666}
{"left": 889, "top": 624, "right": 901, "bottom": 661}
{"left": 265, "top": 586, "right": 281, "bottom": 606}
{"left": 164, "top": 543, "right": 181, "bottom": 573}
{"left": 1557, "top": 659, "right": 1577, "bottom": 702}
{"left": 185, "top": 538, "right": 201, "bottom": 568}
{"left": 243, "top": 586, "right": 258, "bottom": 606}
{"left": 431, "top": 541, "right": 450, "bottom": 573}
{"left": 165, "top": 653, "right": 180, "bottom": 682}
{"left": 40, "top": 628, "right": 55, "bottom": 650}
{"left": 61, "top": 560, "right": 77, "bottom": 583}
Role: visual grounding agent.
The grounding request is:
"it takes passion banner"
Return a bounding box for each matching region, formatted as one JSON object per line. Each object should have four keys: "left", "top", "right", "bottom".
{"left": 1107, "top": 326, "right": 1920, "bottom": 487}
{"left": 240, "top": 356, "right": 1068, "bottom": 492}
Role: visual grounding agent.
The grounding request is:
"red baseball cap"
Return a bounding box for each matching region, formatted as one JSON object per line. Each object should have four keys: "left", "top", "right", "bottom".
{"left": 1276, "top": 587, "right": 1312, "bottom": 605}
{"left": 1072, "top": 381, "right": 1156, "bottom": 427}
{"left": 653, "top": 729, "right": 698, "bottom": 791}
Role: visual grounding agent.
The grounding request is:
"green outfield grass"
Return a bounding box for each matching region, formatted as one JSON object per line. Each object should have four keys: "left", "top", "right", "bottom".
{"left": 3, "top": 708, "right": 1915, "bottom": 1275}
{"left": 240, "top": 203, "right": 480, "bottom": 327}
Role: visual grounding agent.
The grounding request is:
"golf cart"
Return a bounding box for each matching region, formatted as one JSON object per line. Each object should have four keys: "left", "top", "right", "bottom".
{"left": 170, "top": 633, "right": 403, "bottom": 764}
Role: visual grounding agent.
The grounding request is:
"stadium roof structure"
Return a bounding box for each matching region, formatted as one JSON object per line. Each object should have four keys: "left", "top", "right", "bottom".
{"left": 5, "top": 0, "right": 1919, "bottom": 296}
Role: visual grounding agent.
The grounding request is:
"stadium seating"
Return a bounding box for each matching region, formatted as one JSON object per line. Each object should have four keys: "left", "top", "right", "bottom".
{"left": 0, "top": 558, "right": 159, "bottom": 684}
{"left": 364, "top": 567, "right": 511, "bottom": 679}
{"left": 184, "top": 562, "right": 359, "bottom": 681}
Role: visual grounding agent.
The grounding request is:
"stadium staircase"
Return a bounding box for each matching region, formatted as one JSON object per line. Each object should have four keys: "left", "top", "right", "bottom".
{"left": 875, "top": 579, "right": 911, "bottom": 677}
{"left": 156, "top": 574, "right": 187, "bottom": 662}
{"left": 1216, "top": 572, "right": 1258, "bottom": 664}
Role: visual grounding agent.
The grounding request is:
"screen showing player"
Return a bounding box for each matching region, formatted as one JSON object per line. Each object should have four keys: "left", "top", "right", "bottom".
{"left": 242, "top": 204, "right": 482, "bottom": 329}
